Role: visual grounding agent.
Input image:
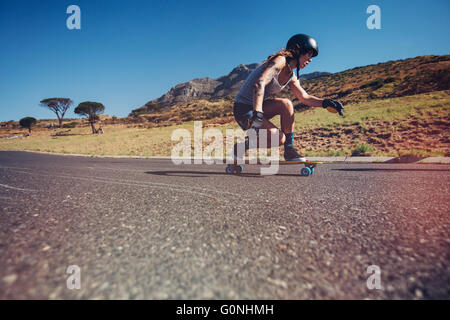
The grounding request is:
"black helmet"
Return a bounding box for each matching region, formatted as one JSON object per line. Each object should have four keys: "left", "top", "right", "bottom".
{"left": 286, "top": 34, "right": 318, "bottom": 58}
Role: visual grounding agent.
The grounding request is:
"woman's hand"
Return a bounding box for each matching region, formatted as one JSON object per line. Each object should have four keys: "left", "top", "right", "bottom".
{"left": 322, "top": 99, "right": 344, "bottom": 117}
{"left": 249, "top": 111, "right": 264, "bottom": 132}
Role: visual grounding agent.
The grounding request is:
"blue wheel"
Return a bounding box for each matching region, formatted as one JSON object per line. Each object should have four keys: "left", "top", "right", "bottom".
{"left": 233, "top": 165, "right": 243, "bottom": 174}
{"left": 301, "top": 167, "right": 311, "bottom": 176}
{"left": 310, "top": 167, "right": 315, "bottom": 174}
{"left": 226, "top": 165, "right": 234, "bottom": 174}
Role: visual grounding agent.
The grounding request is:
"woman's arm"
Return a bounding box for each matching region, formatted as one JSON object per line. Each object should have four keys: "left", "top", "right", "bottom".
{"left": 288, "top": 77, "right": 345, "bottom": 116}
{"left": 253, "top": 56, "right": 285, "bottom": 112}
{"left": 288, "top": 77, "right": 323, "bottom": 108}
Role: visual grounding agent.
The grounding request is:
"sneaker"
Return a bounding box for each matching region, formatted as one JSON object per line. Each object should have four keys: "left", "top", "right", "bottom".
{"left": 284, "top": 146, "right": 306, "bottom": 161}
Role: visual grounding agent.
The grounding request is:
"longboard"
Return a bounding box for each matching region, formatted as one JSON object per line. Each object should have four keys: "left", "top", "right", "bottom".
{"left": 224, "top": 159, "right": 322, "bottom": 176}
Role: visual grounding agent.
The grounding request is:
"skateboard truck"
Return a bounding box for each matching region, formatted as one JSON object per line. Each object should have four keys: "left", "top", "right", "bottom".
{"left": 225, "top": 160, "right": 321, "bottom": 176}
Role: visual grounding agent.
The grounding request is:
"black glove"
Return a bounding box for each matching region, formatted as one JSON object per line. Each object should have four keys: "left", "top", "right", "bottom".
{"left": 322, "top": 99, "right": 344, "bottom": 117}
{"left": 249, "top": 111, "right": 264, "bottom": 132}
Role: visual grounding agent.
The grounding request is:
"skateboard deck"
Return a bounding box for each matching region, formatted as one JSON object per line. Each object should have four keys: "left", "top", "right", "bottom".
{"left": 224, "top": 159, "right": 322, "bottom": 176}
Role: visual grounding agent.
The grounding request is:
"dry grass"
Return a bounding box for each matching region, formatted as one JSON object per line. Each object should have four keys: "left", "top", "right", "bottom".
{"left": 1, "top": 90, "right": 449, "bottom": 157}
{"left": 128, "top": 55, "right": 450, "bottom": 126}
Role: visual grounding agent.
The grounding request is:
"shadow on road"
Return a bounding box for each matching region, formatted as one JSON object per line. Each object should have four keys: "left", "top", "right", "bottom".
{"left": 145, "top": 170, "right": 303, "bottom": 178}
{"left": 384, "top": 156, "right": 427, "bottom": 163}
{"left": 51, "top": 133, "right": 90, "bottom": 137}
{"left": 333, "top": 168, "right": 450, "bottom": 172}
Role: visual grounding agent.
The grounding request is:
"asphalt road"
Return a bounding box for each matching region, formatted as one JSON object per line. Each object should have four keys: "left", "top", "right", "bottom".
{"left": 0, "top": 151, "right": 449, "bottom": 299}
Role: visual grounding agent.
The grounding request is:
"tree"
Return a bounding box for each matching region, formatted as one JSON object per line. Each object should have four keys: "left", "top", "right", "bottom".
{"left": 74, "top": 101, "right": 105, "bottom": 134}
{"left": 19, "top": 117, "right": 37, "bottom": 135}
{"left": 40, "top": 98, "right": 73, "bottom": 128}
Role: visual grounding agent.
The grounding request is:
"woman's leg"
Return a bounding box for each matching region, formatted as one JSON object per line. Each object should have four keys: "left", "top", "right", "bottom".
{"left": 258, "top": 98, "right": 295, "bottom": 148}
{"left": 233, "top": 99, "right": 304, "bottom": 160}
{"left": 233, "top": 115, "right": 284, "bottom": 159}
{"left": 259, "top": 118, "right": 285, "bottom": 148}
{"left": 261, "top": 98, "right": 305, "bottom": 160}
{"left": 262, "top": 98, "right": 295, "bottom": 135}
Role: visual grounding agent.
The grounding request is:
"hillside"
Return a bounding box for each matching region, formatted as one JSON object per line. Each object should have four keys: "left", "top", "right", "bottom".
{"left": 280, "top": 54, "right": 450, "bottom": 106}
{"left": 5, "top": 56, "right": 447, "bottom": 131}
{"left": 128, "top": 55, "right": 449, "bottom": 125}
{"left": 1, "top": 55, "right": 449, "bottom": 158}
{"left": 130, "top": 64, "right": 331, "bottom": 116}
{"left": 1, "top": 90, "right": 449, "bottom": 157}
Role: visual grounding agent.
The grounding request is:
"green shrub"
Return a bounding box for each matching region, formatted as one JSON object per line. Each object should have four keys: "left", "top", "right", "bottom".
{"left": 352, "top": 143, "right": 374, "bottom": 156}
{"left": 384, "top": 77, "right": 396, "bottom": 83}
{"left": 327, "top": 150, "right": 346, "bottom": 156}
{"left": 206, "top": 111, "right": 221, "bottom": 119}
{"left": 358, "top": 124, "right": 368, "bottom": 133}
{"left": 181, "top": 110, "right": 193, "bottom": 116}
{"left": 19, "top": 117, "right": 37, "bottom": 133}
{"left": 337, "top": 89, "right": 352, "bottom": 98}
{"left": 146, "top": 103, "right": 163, "bottom": 112}
{"left": 360, "top": 79, "right": 384, "bottom": 90}
{"left": 63, "top": 121, "right": 78, "bottom": 128}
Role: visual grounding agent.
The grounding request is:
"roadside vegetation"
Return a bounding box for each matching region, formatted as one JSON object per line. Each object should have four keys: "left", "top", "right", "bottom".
{"left": 1, "top": 90, "right": 448, "bottom": 157}
{"left": 1, "top": 55, "right": 449, "bottom": 157}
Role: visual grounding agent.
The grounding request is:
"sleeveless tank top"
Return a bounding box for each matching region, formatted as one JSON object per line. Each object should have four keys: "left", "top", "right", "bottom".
{"left": 234, "top": 61, "right": 295, "bottom": 106}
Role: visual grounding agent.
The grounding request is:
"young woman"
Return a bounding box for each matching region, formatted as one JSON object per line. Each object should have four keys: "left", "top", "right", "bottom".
{"left": 233, "top": 34, "right": 344, "bottom": 161}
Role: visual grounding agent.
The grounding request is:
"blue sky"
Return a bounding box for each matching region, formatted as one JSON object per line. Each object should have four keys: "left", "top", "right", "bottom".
{"left": 0, "top": 0, "right": 449, "bottom": 122}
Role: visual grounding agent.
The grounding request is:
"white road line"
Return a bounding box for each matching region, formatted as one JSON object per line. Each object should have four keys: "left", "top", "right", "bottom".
{"left": 3, "top": 169, "right": 233, "bottom": 200}
{"left": 93, "top": 170, "right": 242, "bottom": 197}
{"left": 0, "top": 165, "right": 242, "bottom": 197}
{"left": 0, "top": 183, "right": 35, "bottom": 192}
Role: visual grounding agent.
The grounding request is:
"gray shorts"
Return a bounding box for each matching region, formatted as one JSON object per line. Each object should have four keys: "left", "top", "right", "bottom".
{"left": 233, "top": 102, "right": 254, "bottom": 130}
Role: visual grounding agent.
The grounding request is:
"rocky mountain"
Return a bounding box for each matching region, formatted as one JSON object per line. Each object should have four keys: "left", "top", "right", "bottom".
{"left": 125, "top": 55, "right": 450, "bottom": 128}
{"left": 300, "top": 71, "right": 331, "bottom": 81}
{"left": 131, "top": 63, "right": 330, "bottom": 115}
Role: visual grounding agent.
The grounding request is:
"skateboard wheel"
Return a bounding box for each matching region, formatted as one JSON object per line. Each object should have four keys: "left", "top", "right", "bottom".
{"left": 233, "top": 165, "right": 243, "bottom": 174}
{"left": 301, "top": 167, "right": 311, "bottom": 176}
{"left": 226, "top": 165, "right": 234, "bottom": 174}
{"left": 310, "top": 167, "right": 315, "bottom": 174}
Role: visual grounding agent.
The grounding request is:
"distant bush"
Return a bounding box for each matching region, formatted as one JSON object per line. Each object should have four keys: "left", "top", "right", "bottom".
{"left": 146, "top": 103, "right": 163, "bottom": 113}
{"left": 63, "top": 121, "right": 78, "bottom": 128}
{"left": 360, "top": 79, "right": 384, "bottom": 90}
{"left": 133, "top": 111, "right": 148, "bottom": 117}
{"left": 327, "top": 150, "right": 346, "bottom": 156}
{"left": 206, "top": 111, "right": 221, "bottom": 119}
{"left": 368, "top": 92, "right": 378, "bottom": 99}
{"left": 352, "top": 143, "right": 374, "bottom": 156}
{"left": 337, "top": 89, "right": 352, "bottom": 98}
{"left": 19, "top": 117, "right": 37, "bottom": 134}
{"left": 360, "top": 124, "right": 368, "bottom": 133}
{"left": 181, "top": 110, "right": 193, "bottom": 116}
{"left": 384, "top": 77, "right": 396, "bottom": 83}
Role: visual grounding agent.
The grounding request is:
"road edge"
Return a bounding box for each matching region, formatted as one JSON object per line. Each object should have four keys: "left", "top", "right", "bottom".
{"left": 2, "top": 150, "right": 449, "bottom": 164}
